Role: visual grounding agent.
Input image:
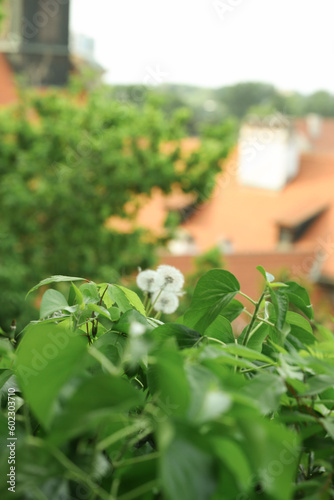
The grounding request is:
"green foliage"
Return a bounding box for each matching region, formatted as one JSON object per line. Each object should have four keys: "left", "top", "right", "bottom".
{"left": 115, "top": 81, "right": 334, "bottom": 122}
{"left": 216, "top": 82, "right": 279, "bottom": 119}
{"left": 172, "top": 246, "right": 226, "bottom": 321}
{"left": 0, "top": 87, "right": 233, "bottom": 330}
{"left": 1, "top": 266, "right": 333, "bottom": 499}
{"left": 0, "top": 0, "right": 5, "bottom": 26}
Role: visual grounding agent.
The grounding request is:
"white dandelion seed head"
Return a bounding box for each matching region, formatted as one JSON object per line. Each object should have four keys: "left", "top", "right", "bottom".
{"left": 136, "top": 269, "right": 164, "bottom": 293}
{"left": 156, "top": 265, "right": 184, "bottom": 292}
{"left": 152, "top": 291, "right": 179, "bottom": 315}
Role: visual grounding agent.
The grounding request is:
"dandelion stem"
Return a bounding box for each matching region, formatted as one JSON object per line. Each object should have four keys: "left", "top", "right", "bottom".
{"left": 145, "top": 296, "right": 152, "bottom": 316}
{"left": 147, "top": 289, "right": 162, "bottom": 317}
{"left": 143, "top": 292, "right": 149, "bottom": 309}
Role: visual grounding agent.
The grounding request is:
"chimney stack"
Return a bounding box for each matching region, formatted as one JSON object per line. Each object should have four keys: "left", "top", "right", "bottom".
{"left": 238, "top": 114, "right": 300, "bottom": 191}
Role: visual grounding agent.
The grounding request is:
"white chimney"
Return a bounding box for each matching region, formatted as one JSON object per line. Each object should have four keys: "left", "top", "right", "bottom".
{"left": 306, "top": 113, "right": 322, "bottom": 138}
{"left": 238, "top": 114, "right": 299, "bottom": 191}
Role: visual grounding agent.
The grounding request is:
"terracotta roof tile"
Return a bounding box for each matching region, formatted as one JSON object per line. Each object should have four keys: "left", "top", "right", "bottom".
{"left": 275, "top": 202, "right": 329, "bottom": 228}
{"left": 0, "top": 53, "right": 17, "bottom": 105}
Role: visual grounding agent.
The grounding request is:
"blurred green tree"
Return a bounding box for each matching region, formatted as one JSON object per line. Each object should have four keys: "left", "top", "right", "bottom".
{"left": 216, "top": 82, "right": 278, "bottom": 118}
{"left": 0, "top": 0, "right": 4, "bottom": 25}
{"left": 0, "top": 85, "right": 235, "bottom": 330}
{"left": 305, "top": 90, "right": 334, "bottom": 117}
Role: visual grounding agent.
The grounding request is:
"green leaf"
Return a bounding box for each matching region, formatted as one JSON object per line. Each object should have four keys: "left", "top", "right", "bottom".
{"left": 321, "top": 418, "right": 334, "bottom": 439}
{"left": 0, "top": 369, "right": 14, "bottom": 391}
{"left": 86, "top": 303, "right": 111, "bottom": 320}
{"left": 49, "top": 373, "right": 143, "bottom": 444}
{"left": 112, "top": 453, "right": 158, "bottom": 498}
{"left": 277, "top": 355, "right": 304, "bottom": 381}
{"left": 0, "top": 338, "right": 13, "bottom": 355}
{"left": 107, "top": 285, "right": 145, "bottom": 316}
{"left": 201, "top": 348, "right": 259, "bottom": 370}
{"left": 257, "top": 265, "right": 275, "bottom": 283}
{"left": 286, "top": 311, "right": 315, "bottom": 346}
{"left": 108, "top": 307, "right": 121, "bottom": 322}
{"left": 98, "top": 283, "right": 114, "bottom": 308}
{"left": 148, "top": 349, "right": 190, "bottom": 417}
{"left": 114, "top": 309, "right": 152, "bottom": 335}
{"left": 39, "top": 290, "right": 69, "bottom": 319}
{"left": 302, "top": 375, "right": 334, "bottom": 396}
{"left": 220, "top": 299, "right": 245, "bottom": 322}
{"left": 67, "top": 283, "right": 77, "bottom": 306}
{"left": 0, "top": 373, "right": 19, "bottom": 407}
{"left": 79, "top": 282, "right": 100, "bottom": 303}
{"left": 286, "top": 311, "right": 313, "bottom": 334}
{"left": 184, "top": 270, "right": 240, "bottom": 334}
{"left": 269, "top": 288, "right": 288, "bottom": 330}
{"left": 117, "top": 285, "right": 146, "bottom": 315}
{"left": 284, "top": 281, "right": 314, "bottom": 320}
{"left": 205, "top": 315, "right": 234, "bottom": 344}
{"left": 71, "top": 282, "right": 84, "bottom": 306}
{"left": 221, "top": 344, "right": 275, "bottom": 364}
{"left": 186, "top": 365, "right": 231, "bottom": 423}
{"left": 154, "top": 323, "right": 201, "bottom": 349}
{"left": 15, "top": 323, "right": 87, "bottom": 428}
{"left": 93, "top": 332, "right": 124, "bottom": 366}
{"left": 247, "top": 322, "right": 271, "bottom": 352}
{"left": 26, "top": 275, "right": 85, "bottom": 297}
{"left": 315, "top": 324, "right": 334, "bottom": 342}
{"left": 243, "top": 372, "right": 286, "bottom": 414}
{"left": 212, "top": 438, "right": 252, "bottom": 490}
{"left": 269, "top": 321, "right": 291, "bottom": 347}
{"left": 238, "top": 418, "right": 300, "bottom": 500}
{"left": 160, "top": 433, "right": 216, "bottom": 500}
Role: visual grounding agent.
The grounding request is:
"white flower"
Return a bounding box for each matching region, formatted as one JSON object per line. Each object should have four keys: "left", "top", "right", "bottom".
{"left": 156, "top": 265, "right": 184, "bottom": 293}
{"left": 136, "top": 269, "right": 163, "bottom": 293}
{"left": 152, "top": 291, "right": 179, "bottom": 314}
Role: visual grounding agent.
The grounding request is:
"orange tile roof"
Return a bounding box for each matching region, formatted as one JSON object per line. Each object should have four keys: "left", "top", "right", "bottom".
{"left": 182, "top": 150, "right": 334, "bottom": 280}
{"left": 0, "top": 53, "right": 17, "bottom": 106}
{"left": 113, "top": 124, "right": 334, "bottom": 284}
{"left": 295, "top": 118, "right": 334, "bottom": 152}
{"left": 275, "top": 201, "right": 329, "bottom": 229}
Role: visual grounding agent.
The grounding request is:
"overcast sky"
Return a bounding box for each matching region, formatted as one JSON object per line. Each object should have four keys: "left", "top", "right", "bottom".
{"left": 70, "top": 0, "right": 334, "bottom": 94}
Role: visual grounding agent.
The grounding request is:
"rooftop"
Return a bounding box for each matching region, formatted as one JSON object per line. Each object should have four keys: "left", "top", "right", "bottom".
{"left": 183, "top": 149, "right": 334, "bottom": 280}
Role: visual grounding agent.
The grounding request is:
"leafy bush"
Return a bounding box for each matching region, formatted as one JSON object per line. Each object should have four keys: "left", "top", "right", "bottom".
{"left": 1, "top": 266, "right": 334, "bottom": 499}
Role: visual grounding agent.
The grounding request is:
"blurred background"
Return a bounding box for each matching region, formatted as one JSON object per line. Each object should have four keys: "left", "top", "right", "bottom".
{"left": 1, "top": 0, "right": 334, "bottom": 332}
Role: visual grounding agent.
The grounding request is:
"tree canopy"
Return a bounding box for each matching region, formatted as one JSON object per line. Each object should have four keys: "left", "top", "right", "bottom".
{"left": 116, "top": 82, "right": 334, "bottom": 125}
{"left": 0, "top": 86, "right": 235, "bottom": 330}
